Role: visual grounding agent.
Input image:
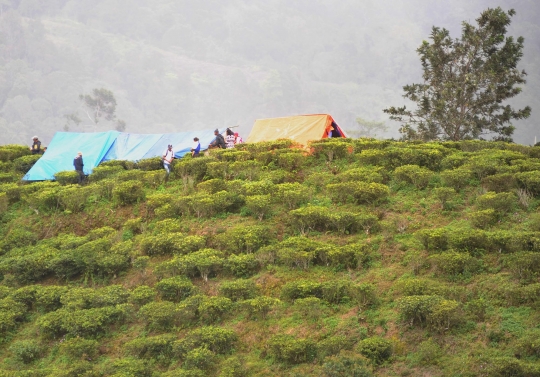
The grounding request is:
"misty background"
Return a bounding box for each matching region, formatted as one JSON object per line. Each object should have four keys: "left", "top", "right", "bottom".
{"left": 0, "top": 0, "right": 538, "bottom": 146}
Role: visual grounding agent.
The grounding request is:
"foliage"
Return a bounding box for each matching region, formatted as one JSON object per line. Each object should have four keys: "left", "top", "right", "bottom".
{"left": 384, "top": 8, "right": 530, "bottom": 141}
{"left": 326, "top": 182, "right": 389, "bottom": 204}
{"left": 59, "top": 338, "right": 99, "bottom": 360}
{"left": 138, "top": 301, "right": 178, "bottom": 330}
{"left": 240, "top": 296, "right": 280, "bottom": 319}
{"left": 112, "top": 180, "right": 145, "bottom": 205}
{"left": 322, "top": 351, "right": 373, "bottom": 377}
{"left": 397, "top": 295, "right": 459, "bottom": 331}
{"left": 129, "top": 286, "right": 157, "bottom": 306}
{"left": 54, "top": 171, "right": 80, "bottom": 185}
{"left": 219, "top": 280, "right": 258, "bottom": 301}
{"left": 393, "top": 164, "right": 433, "bottom": 189}
{"left": 198, "top": 296, "right": 234, "bottom": 323}
{"left": 13, "top": 154, "right": 41, "bottom": 173}
{"left": 223, "top": 254, "right": 259, "bottom": 277}
{"left": 356, "top": 337, "right": 392, "bottom": 365}
{"left": 174, "top": 326, "right": 237, "bottom": 355}
{"left": 9, "top": 340, "right": 43, "bottom": 364}
{"left": 266, "top": 334, "right": 317, "bottom": 364}
{"left": 155, "top": 277, "right": 196, "bottom": 302}
{"left": 137, "top": 157, "right": 163, "bottom": 171}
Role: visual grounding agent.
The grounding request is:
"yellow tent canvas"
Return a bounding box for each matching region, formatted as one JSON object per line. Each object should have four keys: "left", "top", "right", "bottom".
{"left": 246, "top": 114, "right": 347, "bottom": 146}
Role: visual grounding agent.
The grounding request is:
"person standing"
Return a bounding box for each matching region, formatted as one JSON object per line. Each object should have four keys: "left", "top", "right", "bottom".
{"left": 30, "top": 136, "right": 41, "bottom": 154}
{"left": 225, "top": 128, "right": 235, "bottom": 149}
{"left": 191, "top": 137, "right": 201, "bottom": 157}
{"left": 73, "top": 152, "right": 85, "bottom": 184}
{"left": 162, "top": 144, "right": 174, "bottom": 175}
{"left": 234, "top": 132, "right": 243, "bottom": 145}
{"left": 209, "top": 129, "right": 226, "bottom": 149}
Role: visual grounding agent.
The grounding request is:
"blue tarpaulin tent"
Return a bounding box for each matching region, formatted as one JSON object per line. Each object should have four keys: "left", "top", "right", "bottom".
{"left": 23, "top": 129, "right": 217, "bottom": 181}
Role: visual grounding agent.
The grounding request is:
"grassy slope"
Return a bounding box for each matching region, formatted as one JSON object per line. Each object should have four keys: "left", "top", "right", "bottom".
{"left": 0, "top": 139, "right": 540, "bottom": 377}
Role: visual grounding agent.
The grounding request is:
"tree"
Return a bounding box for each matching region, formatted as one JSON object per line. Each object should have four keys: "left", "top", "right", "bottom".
{"left": 79, "top": 88, "right": 126, "bottom": 132}
{"left": 383, "top": 7, "right": 531, "bottom": 142}
{"left": 348, "top": 117, "right": 388, "bottom": 138}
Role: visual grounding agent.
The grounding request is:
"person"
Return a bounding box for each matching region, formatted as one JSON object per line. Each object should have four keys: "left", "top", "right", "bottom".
{"left": 73, "top": 152, "right": 85, "bottom": 184}
{"left": 191, "top": 137, "right": 201, "bottom": 157}
{"left": 209, "top": 129, "right": 226, "bottom": 149}
{"left": 234, "top": 132, "right": 243, "bottom": 145}
{"left": 225, "top": 128, "right": 235, "bottom": 149}
{"left": 30, "top": 136, "right": 41, "bottom": 154}
{"left": 162, "top": 144, "right": 174, "bottom": 175}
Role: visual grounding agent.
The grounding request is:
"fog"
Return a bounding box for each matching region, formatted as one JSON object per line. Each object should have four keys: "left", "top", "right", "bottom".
{"left": 0, "top": 0, "right": 538, "bottom": 146}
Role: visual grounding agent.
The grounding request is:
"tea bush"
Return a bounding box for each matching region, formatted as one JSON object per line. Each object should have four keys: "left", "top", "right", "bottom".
{"left": 58, "top": 185, "right": 93, "bottom": 212}
{"left": 240, "top": 296, "right": 280, "bottom": 319}
{"left": 174, "top": 157, "right": 211, "bottom": 182}
{"left": 136, "top": 157, "right": 163, "bottom": 171}
{"left": 476, "top": 191, "right": 516, "bottom": 215}
{"left": 138, "top": 301, "right": 178, "bottom": 330}
{"left": 223, "top": 254, "right": 259, "bottom": 277}
{"left": 59, "top": 338, "right": 99, "bottom": 360}
{"left": 53, "top": 171, "right": 80, "bottom": 185}
{"left": 0, "top": 192, "right": 7, "bottom": 214}
{"left": 515, "top": 171, "right": 540, "bottom": 196}
{"left": 322, "top": 351, "right": 374, "bottom": 377}
{"left": 9, "top": 340, "right": 43, "bottom": 364}
{"left": 214, "top": 225, "right": 274, "bottom": 254}
{"left": 242, "top": 180, "right": 275, "bottom": 196}
{"left": 198, "top": 296, "right": 234, "bottom": 323}
{"left": 230, "top": 160, "right": 262, "bottom": 180}
{"left": 356, "top": 337, "right": 392, "bottom": 365}
{"left": 280, "top": 280, "right": 322, "bottom": 301}
{"left": 174, "top": 326, "right": 237, "bottom": 355}
{"left": 469, "top": 209, "right": 497, "bottom": 229}
{"left": 277, "top": 151, "right": 305, "bottom": 171}
{"left": 338, "top": 167, "right": 384, "bottom": 184}
{"left": 129, "top": 286, "right": 156, "bottom": 306}
{"left": 317, "top": 335, "right": 351, "bottom": 360}
{"left": 161, "top": 249, "right": 225, "bottom": 281}
{"left": 350, "top": 283, "right": 377, "bottom": 307}
{"left": 430, "top": 251, "right": 482, "bottom": 277}
{"left": 112, "top": 180, "right": 145, "bottom": 205}
{"left": 218, "top": 280, "right": 258, "bottom": 301}
{"left": 440, "top": 168, "right": 474, "bottom": 190}
{"left": 481, "top": 173, "right": 517, "bottom": 192}
{"left": 182, "top": 347, "right": 217, "bottom": 371}
{"left": 245, "top": 194, "right": 272, "bottom": 221}
{"left": 13, "top": 154, "right": 41, "bottom": 173}
{"left": 393, "top": 165, "right": 433, "bottom": 189}
{"left": 0, "top": 145, "right": 30, "bottom": 162}
{"left": 397, "top": 295, "right": 459, "bottom": 331}
{"left": 504, "top": 252, "right": 540, "bottom": 283}
{"left": 139, "top": 232, "right": 185, "bottom": 255}
{"left": 320, "top": 280, "right": 352, "bottom": 305}
{"left": 197, "top": 178, "right": 226, "bottom": 194}
{"left": 327, "top": 182, "right": 389, "bottom": 205}
{"left": 124, "top": 334, "right": 176, "bottom": 359}
{"left": 0, "top": 183, "right": 22, "bottom": 204}
{"left": 266, "top": 334, "right": 317, "bottom": 364}
{"left": 276, "top": 182, "right": 311, "bottom": 209}
{"left": 89, "top": 165, "right": 124, "bottom": 181}
{"left": 515, "top": 329, "right": 540, "bottom": 359}
{"left": 310, "top": 140, "right": 351, "bottom": 161}
{"left": 277, "top": 247, "right": 315, "bottom": 269}
{"left": 155, "top": 276, "right": 196, "bottom": 302}
{"left": 0, "top": 297, "right": 27, "bottom": 335}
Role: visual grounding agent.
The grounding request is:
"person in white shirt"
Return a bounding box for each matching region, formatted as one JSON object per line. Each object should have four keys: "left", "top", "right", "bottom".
{"left": 162, "top": 144, "right": 174, "bottom": 175}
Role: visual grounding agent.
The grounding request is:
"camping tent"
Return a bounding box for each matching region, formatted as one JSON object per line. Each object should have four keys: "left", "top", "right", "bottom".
{"left": 246, "top": 114, "right": 347, "bottom": 146}
{"left": 23, "top": 129, "right": 217, "bottom": 181}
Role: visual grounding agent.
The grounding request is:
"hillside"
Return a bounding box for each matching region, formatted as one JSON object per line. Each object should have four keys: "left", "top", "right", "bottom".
{"left": 1, "top": 139, "right": 540, "bottom": 376}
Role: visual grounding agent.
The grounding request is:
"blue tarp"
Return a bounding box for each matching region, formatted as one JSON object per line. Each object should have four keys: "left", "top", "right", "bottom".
{"left": 23, "top": 129, "right": 218, "bottom": 181}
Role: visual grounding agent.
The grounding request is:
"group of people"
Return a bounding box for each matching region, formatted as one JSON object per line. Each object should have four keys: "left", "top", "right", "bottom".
{"left": 162, "top": 128, "right": 243, "bottom": 175}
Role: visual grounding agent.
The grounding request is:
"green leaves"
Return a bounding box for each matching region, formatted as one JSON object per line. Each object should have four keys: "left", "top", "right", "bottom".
{"left": 384, "top": 7, "right": 530, "bottom": 141}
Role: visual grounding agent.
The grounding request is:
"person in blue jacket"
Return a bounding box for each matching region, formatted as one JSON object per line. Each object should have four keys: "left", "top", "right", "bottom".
{"left": 191, "top": 137, "right": 201, "bottom": 157}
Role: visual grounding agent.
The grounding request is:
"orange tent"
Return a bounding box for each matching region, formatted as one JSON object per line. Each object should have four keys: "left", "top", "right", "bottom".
{"left": 246, "top": 114, "right": 347, "bottom": 146}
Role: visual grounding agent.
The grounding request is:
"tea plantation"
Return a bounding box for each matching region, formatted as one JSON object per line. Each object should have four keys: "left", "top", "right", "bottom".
{"left": 1, "top": 139, "right": 540, "bottom": 377}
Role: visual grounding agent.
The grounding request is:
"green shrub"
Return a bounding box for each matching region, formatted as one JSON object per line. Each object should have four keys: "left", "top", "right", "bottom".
{"left": 357, "top": 337, "right": 392, "bottom": 365}
{"left": 0, "top": 297, "right": 27, "bottom": 335}
{"left": 396, "top": 278, "right": 434, "bottom": 296}
{"left": 440, "top": 168, "right": 474, "bottom": 190}
{"left": 280, "top": 280, "right": 322, "bottom": 301}
{"left": 33, "top": 286, "right": 67, "bottom": 312}
{"left": 240, "top": 296, "right": 280, "bottom": 319}
{"left": 393, "top": 165, "right": 433, "bottom": 189}
{"left": 0, "top": 182, "right": 21, "bottom": 204}
{"left": 0, "top": 172, "right": 21, "bottom": 183}
{"left": 230, "top": 160, "right": 262, "bottom": 180}
{"left": 433, "top": 187, "right": 456, "bottom": 209}
{"left": 322, "top": 350, "right": 373, "bottom": 377}
{"left": 198, "top": 296, "right": 233, "bottom": 323}
{"left": 288, "top": 206, "right": 331, "bottom": 234}
{"left": 54, "top": 171, "right": 80, "bottom": 185}
{"left": 169, "top": 248, "right": 224, "bottom": 282}
{"left": 112, "top": 180, "right": 145, "bottom": 205}
{"left": 515, "top": 171, "right": 540, "bottom": 196}
{"left": 57, "top": 185, "right": 93, "bottom": 212}
{"left": 0, "top": 192, "right": 7, "bottom": 214}
{"left": 139, "top": 232, "right": 185, "bottom": 255}
{"left": 464, "top": 298, "right": 489, "bottom": 321}
{"left": 156, "top": 277, "right": 196, "bottom": 302}
{"left": 138, "top": 301, "right": 178, "bottom": 330}
{"left": 320, "top": 280, "right": 352, "bottom": 305}
{"left": 197, "top": 178, "right": 226, "bottom": 194}
{"left": 338, "top": 167, "right": 384, "bottom": 184}
{"left": 60, "top": 285, "right": 129, "bottom": 310}
{"left": 89, "top": 165, "right": 124, "bottom": 181}
{"left": 13, "top": 154, "right": 41, "bottom": 173}
{"left": 182, "top": 347, "right": 217, "bottom": 371}
{"left": 219, "top": 280, "right": 257, "bottom": 301}
{"left": 223, "top": 254, "right": 259, "bottom": 277}
{"left": 505, "top": 252, "right": 540, "bottom": 283}
{"left": 136, "top": 157, "right": 163, "bottom": 171}
{"left": 415, "top": 228, "right": 449, "bottom": 251}
{"left": 412, "top": 339, "right": 442, "bottom": 366}
{"left": 266, "top": 334, "right": 316, "bottom": 364}
{"left": 515, "top": 329, "right": 540, "bottom": 359}
{"left": 57, "top": 305, "right": 129, "bottom": 337}
{"left": 310, "top": 140, "right": 352, "bottom": 161}
{"left": 481, "top": 173, "right": 517, "bottom": 192}
{"left": 397, "top": 295, "right": 459, "bottom": 331}
{"left": 0, "top": 145, "right": 30, "bottom": 162}
{"left": 276, "top": 183, "right": 312, "bottom": 209}
{"left": 327, "top": 243, "right": 372, "bottom": 269}
{"left": 174, "top": 156, "right": 211, "bottom": 182}
{"left": 100, "top": 159, "right": 136, "bottom": 170}
{"left": 245, "top": 194, "right": 272, "bottom": 221}
{"left": 129, "top": 286, "right": 156, "bottom": 306}
{"left": 350, "top": 283, "right": 377, "bottom": 307}
{"left": 294, "top": 297, "right": 325, "bottom": 319}
{"left": 326, "top": 182, "right": 389, "bottom": 204}
{"left": 219, "top": 356, "right": 247, "bottom": 377}
{"left": 469, "top": 209, "right": 497, "bottom": 229}
{"left": 317, "top": 335, "right": 351, "bottom": 360}
{"left": 277, "top": 247, "right": 315, "bottom": 269}
{"left": 276, "top": 151, "right": 305, "bottom": 171}
{"left": 124, "top": 334, "right": 176, "bottom": 359}
{"left": 59, "top": 338, "right": 99, "bottom": 360}
{"left": 430, "top": 252, "right": 482, "bottom": 277}
{"left": 9, "top": 340, "right": 43, "bottom": 364}
{"left": 174, "top": 326, "right": 237, "bottom": 355}
{"left": 476, "top": 191, "right": 516, "bottom": 215}
{"left": 214, "top": 225, "right": 274, "bottom": 254}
